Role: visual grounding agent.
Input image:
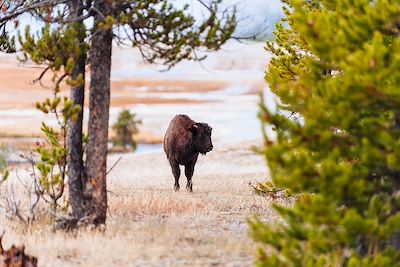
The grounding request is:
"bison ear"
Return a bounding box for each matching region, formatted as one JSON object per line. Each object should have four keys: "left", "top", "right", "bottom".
{"left": 190, "top": 124, "right": 199, "bottom": 134}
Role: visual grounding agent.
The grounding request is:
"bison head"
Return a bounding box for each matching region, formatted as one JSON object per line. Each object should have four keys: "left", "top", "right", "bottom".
{"left": 191, "top": 123, "right": 213, "bottom": 155}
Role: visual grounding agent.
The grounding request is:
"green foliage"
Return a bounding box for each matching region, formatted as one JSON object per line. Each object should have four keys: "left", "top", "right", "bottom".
{"left": 251, "top": 0, "right": 400, "bottom": 266}
{"left": 18, "top": 22, "right": 87, "bottom": 90}
{"left": 112, "top": 109, "right": 141, "bottom": 151}
{"left": 115, "top": 0, "right": 236, "bottom": 69}
{"left": 0, "top": 32, "right": 15, "bottom": 53}
{"left": 0, "top": 156, "right": 9, "bottom": 184}
{"left": 35, "top": 96, "right": 81, "bottom": 214}
{"left": 6, "top": 0, "right": 236, "bottom": 71}
{"left": 14, "top": 15, "right": 86, "bottom": 217}
{"left": 250, "top": 181, "right": 293, "bottom": 199}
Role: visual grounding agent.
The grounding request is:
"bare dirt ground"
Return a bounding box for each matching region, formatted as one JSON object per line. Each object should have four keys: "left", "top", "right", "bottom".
{"left": 0, "top": 141, "right": 276, "bottom": 267}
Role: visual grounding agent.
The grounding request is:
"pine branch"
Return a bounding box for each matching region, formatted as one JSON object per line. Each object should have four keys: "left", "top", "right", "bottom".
{"left": 0, "top": 0, "right": 70, "bottom": 25}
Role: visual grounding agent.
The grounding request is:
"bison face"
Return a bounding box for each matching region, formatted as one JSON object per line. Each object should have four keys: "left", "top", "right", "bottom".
{"left": 191, "top": 123, "right": 213, "bottom": 155}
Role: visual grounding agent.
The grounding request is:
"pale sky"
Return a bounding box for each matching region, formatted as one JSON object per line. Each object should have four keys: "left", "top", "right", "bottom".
{"left": 237, "top": 0, "right": 283, "bottom": 35}
{"left": 16, "top": 0, "right": 283, "bottom": 39}
{"left": 178, "top": 0, "right": 284, "bottom": 38}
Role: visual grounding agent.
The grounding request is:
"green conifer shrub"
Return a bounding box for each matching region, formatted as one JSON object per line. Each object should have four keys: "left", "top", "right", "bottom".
{"left": 35, "top": 96, "right": 81, "bottom": 215}
{"left": 112, "top": 109, "right": 142, "bottom": 151}
{"left": 250, "top": 0, "right": 400, "bottom": 266}
{"left": 18, "top": 24, "right": 84, "bottom": 215}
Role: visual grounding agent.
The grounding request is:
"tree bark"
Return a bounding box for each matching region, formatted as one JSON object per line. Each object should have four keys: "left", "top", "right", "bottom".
{"left": 84, "top": 1, "right": 113, "bottom": 226}
{"left": 66, "top": 0, "right": 87, "bottom": 220}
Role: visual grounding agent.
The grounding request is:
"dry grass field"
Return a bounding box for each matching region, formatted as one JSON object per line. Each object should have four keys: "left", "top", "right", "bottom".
{"left": 0, "top": 41, "right": 274, "bottom": 266}
{"left": 0, "top": 141, "right": 278, "bottom": 267}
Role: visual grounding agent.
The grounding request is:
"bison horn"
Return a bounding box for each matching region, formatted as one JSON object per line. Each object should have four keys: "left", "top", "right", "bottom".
{"left": 190, "top": 124, "right": 198, "bottom": 133}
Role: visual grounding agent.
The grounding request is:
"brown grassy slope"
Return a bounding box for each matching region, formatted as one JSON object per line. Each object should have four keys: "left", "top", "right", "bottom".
{"left": 0, "top": 141, "right": 276, "bottom": 267}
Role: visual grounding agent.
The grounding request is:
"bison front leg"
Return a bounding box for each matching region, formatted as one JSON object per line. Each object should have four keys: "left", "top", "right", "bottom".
{"left": 170, "top": 160, "right": 181, "bottom": 191}
{"left": 184, "top": 160, "right": 196, "bottom": 192}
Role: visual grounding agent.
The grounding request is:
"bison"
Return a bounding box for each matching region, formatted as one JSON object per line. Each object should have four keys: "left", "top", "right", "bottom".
{"left": 164, "top": 115, "right": 213, "bottom": 192}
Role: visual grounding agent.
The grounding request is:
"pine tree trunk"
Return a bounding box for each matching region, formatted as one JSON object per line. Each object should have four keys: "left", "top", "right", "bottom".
{"left": 84, "top": 2, "right": 113, "bottom": 226}
{"left": 67, "top": 0, "right": 87, "bottom": 219}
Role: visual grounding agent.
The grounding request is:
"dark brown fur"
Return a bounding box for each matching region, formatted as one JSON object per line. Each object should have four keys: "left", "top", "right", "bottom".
{"left": 164, "top": 115, "right": 213, "bottom": 192}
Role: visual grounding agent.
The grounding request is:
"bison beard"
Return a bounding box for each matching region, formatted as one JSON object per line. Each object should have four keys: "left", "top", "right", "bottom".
{"left": 163, "top": 115, "right": 213, "bottom": 192}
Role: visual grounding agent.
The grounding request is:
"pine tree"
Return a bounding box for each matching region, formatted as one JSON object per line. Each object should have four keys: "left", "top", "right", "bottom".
{"left": 250, "top": 0, "right": 400, "bottom": 266}
{"left": 112, "top": 109, "right": 141, "bottom": 151}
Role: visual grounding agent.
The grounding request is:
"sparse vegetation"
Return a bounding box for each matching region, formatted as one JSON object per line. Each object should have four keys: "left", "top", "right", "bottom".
{"left": 0, "top": 94, "right": 81, "bottom": 224}
{"left": 112, "top": 109, "right": 141, "bottom": 152}
{"left": 0, "top": 156, "right": 8, "bottom": 184}
{"left": 34, "top": 95, "right": 81, "bottom": 215}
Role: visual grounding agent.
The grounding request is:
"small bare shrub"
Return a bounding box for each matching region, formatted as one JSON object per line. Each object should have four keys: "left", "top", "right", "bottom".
{"left": 0, "top": 179, "right": 40, "bottom": 224}
{"left": 0, "top": 94, "right": 81, "bottom": 223}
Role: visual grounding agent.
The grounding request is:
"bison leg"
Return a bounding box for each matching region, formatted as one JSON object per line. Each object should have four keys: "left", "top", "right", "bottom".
{"left": 184, "top": 160, "right": 196, "bottom": 192}
{"left": 170, "top": 161, "right": 181, "bottom": 191}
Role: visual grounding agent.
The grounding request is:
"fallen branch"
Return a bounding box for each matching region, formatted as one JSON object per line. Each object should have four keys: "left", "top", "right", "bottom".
{"left": 249, "top": 183, "right": 285, "bottom": 196}
{"left": 248, "top": 181, "right": 295, "bottom": 201}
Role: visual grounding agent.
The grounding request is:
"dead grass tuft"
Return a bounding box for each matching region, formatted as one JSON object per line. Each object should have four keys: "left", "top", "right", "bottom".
{"left": 109, "top": 188, "right": 208, "bottom": 216}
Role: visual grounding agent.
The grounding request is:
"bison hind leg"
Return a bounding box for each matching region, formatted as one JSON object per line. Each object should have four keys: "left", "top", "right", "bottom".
{"left": 170, "top": 160, "right": 181, "bottom": 191}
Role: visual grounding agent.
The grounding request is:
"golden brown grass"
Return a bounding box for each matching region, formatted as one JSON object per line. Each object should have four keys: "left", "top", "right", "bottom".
{"left": 0, "top": 131, "right": 163, "bottom": 154}
{"left": 0, "top": 65, "right": 225, "bottom": 110}
{"left": 0, "top": 141, "right": 278, "bottom": 267}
